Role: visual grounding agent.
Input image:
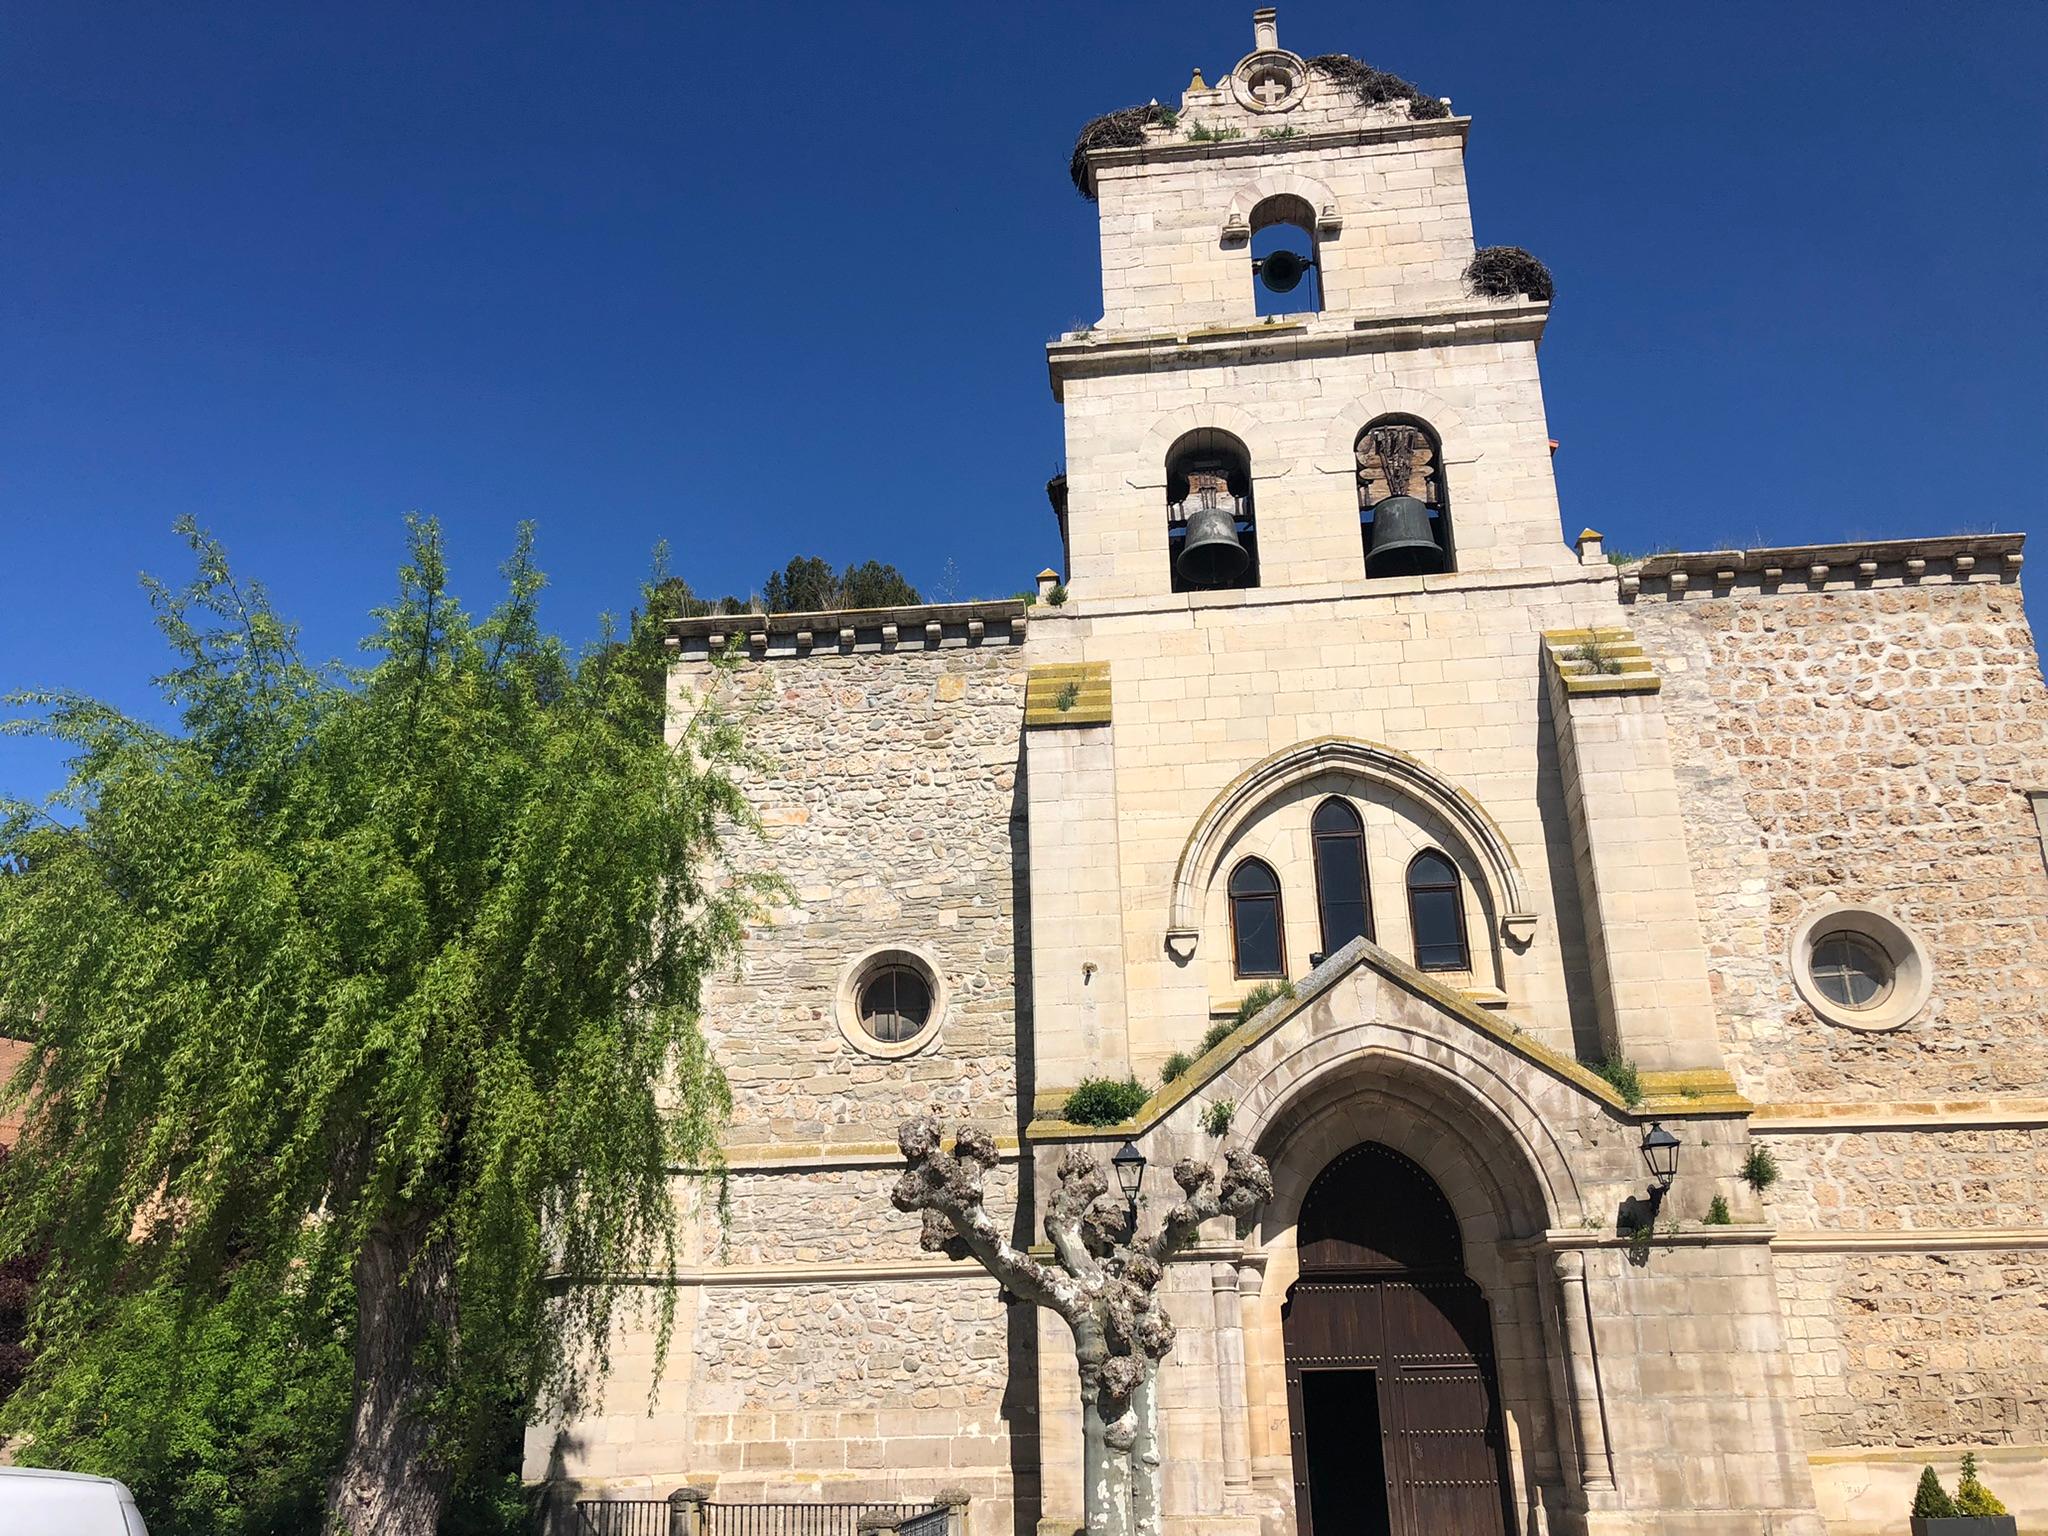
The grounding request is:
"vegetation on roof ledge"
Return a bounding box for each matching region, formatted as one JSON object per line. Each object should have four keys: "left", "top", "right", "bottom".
{"left": 1305, "top": 54, "right": 1450, "bottom": 122}
{"left": 1464, "top": 245, "right": 1555, "bottom": 303}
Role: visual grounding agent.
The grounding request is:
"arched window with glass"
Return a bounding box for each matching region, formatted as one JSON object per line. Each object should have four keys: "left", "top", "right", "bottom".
{"left": 1406, "top": 850, "right": 1470, "bottom": 972}
{"left": 1311, "top": 798, "right": 1373, "bottom": 954}
{"left": 1228, "top": 857, "right": 1286, "bottom": 978}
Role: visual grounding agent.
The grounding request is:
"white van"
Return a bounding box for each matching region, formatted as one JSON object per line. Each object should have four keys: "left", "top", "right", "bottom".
{"left": 0, "top": 1466, "right": 149, "bottom": 1534}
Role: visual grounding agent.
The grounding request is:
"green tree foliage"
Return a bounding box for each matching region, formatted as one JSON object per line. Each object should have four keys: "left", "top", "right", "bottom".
{"left": 762, "top": 556, "right": 921, "bottom": 614}
{"left": 836, "top": 559, "right": 921, "bottom": 610}
{"left": 0, "top": 518, "right": 771, "bottom": 1535}
{"left": 1911, "top": 1465, "right": 1957, "bottom": 1519}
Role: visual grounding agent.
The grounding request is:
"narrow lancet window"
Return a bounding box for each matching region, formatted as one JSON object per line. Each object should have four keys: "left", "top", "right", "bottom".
{"left": 1229, "top": 858, "right": 1286, "bottom": 978}
{"left": 1406, "top": 850, "right": 1469, "bottom": 971}
{"left": 1311, "top": 798, "right": 1372, "bottom": 953}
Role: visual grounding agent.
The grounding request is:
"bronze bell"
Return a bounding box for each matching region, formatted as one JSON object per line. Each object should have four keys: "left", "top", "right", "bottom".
{"left": 1176, "top": 486, "right": 1250, "bottom": 586}
{"left": 1364, "top": 494, "right": 1444, "bottom": 578}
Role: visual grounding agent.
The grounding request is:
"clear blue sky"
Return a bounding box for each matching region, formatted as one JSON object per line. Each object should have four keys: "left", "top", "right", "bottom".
{"left": 5, "top": 2, "right": 2045, "bottom": 801}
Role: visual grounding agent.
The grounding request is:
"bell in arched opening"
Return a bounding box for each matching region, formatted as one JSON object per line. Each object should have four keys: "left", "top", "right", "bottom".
{"left": 1175, "top": 469, "right": 1251, "bottom": 586}
{"left": 1358, "top": 421, "right": 1450, "bottom": 578}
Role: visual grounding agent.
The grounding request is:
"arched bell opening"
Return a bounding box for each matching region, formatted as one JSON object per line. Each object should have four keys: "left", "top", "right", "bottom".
{"left": 1166, "top": 427, "right": 1260, "bottom": 593}
{"left": 1249, "top": 193, "right": 1322, "bottom": 317}
{"left": 1358, "top": 415, "right": 1454, "bottom": 579}
{"left": 1281, "top": 1143, "right": 1516, "bottom": 1536}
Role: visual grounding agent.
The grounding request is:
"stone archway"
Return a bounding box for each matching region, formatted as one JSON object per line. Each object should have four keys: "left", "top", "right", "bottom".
{"left": 1282, "top": 1142, "right": 1515, "bottom": 1536}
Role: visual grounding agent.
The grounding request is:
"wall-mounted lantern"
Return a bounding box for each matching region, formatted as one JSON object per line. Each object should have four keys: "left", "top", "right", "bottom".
{"left": 1112, "top": 1139, "right": 1147, "bottom": 1213}
{"left": 1640, "top": 1122, "right": 1680, "bottom": 1211}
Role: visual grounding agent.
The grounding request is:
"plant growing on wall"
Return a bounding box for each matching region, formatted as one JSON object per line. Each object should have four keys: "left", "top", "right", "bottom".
{"left": 1062, "top": 1077, "right": 1151, "bottom": 1126}
{"left": 892, "top": 1119, "right": 1272, "bottom": 1536}
{"left": 1200, "top": 1101, "right": 1235, "bottom": 1137}
{"left": 1741, "top": 1146, "right": 1779, "bottom": 1193}
{"left": 1158, "top": 1051, "right": 1193, "bottom": 1086}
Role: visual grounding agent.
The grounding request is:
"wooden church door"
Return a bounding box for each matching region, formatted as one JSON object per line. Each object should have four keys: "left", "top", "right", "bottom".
{"left": 1281, "top": 1143, "right": 1514, "bottom": 1536}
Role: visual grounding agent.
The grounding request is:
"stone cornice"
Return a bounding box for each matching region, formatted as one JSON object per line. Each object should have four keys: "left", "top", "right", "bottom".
{"left": 1750, "top": 1098, "right": 2048, "bottom": 1134}
{"left": 1771, "top": 1226, "right": 2048, "bottom": 1254}
{"left": 1082, "top": 115, "right": 1471, "bottom": 193}
{"left": 1046, "top": 301, "right": 1548, "bottom": 396}
{"left": 665, "top": 598, "right": 1029, "bottom": 661}
{"left": 1620, "top": 534, "right": 2023, "bottom": 600}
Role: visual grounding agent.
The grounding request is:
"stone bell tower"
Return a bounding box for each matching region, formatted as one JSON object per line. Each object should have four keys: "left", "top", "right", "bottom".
{"left": 1052, "top": 7, "right": 1574, "bottom": 605}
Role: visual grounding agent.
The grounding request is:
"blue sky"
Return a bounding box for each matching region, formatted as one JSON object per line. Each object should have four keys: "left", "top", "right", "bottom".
{"left": 5, "top": 2, "right": 2045, "bottom": 801}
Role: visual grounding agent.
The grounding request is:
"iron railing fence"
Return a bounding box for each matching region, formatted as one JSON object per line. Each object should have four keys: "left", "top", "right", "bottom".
{"left": 575, "top": 1501, "right": 951, "bottom": 1536}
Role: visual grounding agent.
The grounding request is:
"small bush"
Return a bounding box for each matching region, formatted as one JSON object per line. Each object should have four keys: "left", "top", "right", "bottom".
{"left": 1061, "top": 1076, "right": 1149, "bottom": 1126}
{"left": 1234, "top": 979, "right": 1296, "bottom": 1028}
{"left": 1568, "top": 637, "right": 1624, "bottom": 676}
{"left": 1047, "top": 584, "right": 1069, "bottom": 607}
{"left": 1956, "top": 1453, "right": 2008, "bottom": 1517}
{"left": 1464, "top": 245, "right": 1555, "bottom": 303}
{"left": 1055, "top": 681, "right": 1081, "bottom": 712}
{"left": 1159, "top": 1050, "right": 1194, "bottom": 1086}
{"left": 1911, "top": 1465, "right": 1957, "bottom": 1519}
{"left": 1201, "top": 1100, "right": 1236, "bottom": 1137}
{"left": 1741, "top": 1146, "right": 1779, "bottom": 1193}
{"left": 1705, "top": 1195, "right": 1731, "bottom": 1225}
{"left": 1592, "top": 1053, "right": 1643, "bottom": 1108}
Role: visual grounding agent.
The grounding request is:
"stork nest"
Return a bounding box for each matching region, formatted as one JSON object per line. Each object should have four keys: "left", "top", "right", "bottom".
{"left": 1305, "top": 54, "right": 1450, "bottom": 121}
{"left": 1464, "top": 245, "right": 1555, "bottom": 303}
{"left": 1069, "top": 104, "right": 1177, "bottom": 198}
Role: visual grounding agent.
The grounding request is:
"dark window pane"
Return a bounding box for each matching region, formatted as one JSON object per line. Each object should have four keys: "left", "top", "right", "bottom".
{"left": 1314, "top": 830, "right": 1371, "bottom": 951}
{"left": 859, "top": 964, "right": 932, "bottom": 1043}
{"left": 1311, "top": 798, "right": 1361, "bottom": 837}
{"left": 1233, "top": 895, "right": 1283, "bottom": 977}
{"left": 1810, "top": 933, "right": 1890, "bottom": 1009}
{"left": 1229, "top": 859, "right": 1279, "bottom": 898}
{"left": 1407, "top": 852, "right": 1468, "bottom": 971}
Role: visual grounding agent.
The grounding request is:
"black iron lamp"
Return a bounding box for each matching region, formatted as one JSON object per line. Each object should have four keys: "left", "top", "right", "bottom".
{"left": 1112, "top": 1139, "right": 1147, "bottom": 1212}
{"left": 1640, "top": 1122, "right": 1680, "bottom": 1205}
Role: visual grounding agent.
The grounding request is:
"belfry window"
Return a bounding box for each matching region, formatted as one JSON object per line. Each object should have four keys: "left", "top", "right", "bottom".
{"left": 1248, "top": 195, "right": 1322, "bottom": 317}
{"left": 1311, "top": 798, "right": 1373, "bottom": 953}
{"left": 1359, "top": 416, "right": 1453, "bottom": 579}
{"left": 1228, "top": 858, "right": 1286, "bottom": 978}
{"left": 1406, "top": 850, "right": 1469, "bottom": 971}
{"left": 1167, "top": 429, "right": 1259, "bottom": 593}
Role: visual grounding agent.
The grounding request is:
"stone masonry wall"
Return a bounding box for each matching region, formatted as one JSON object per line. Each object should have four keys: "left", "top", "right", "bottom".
{"left": 1774, "top": 1250, "right": 2048, "bottom": 1449}
{"left": 1635, "top": 578, "right": 2048, "bottom": 1105}
{"left": 679, "top": 643, "right": 1029, "bottom": 1148}
{"left": 1638, "top": 573, "right": 2048, "bottom": 1480}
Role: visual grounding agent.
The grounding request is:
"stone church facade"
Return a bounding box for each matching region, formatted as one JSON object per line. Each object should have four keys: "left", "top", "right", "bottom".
{"left": 531, "top": 14, "right": 2048, "bottom": 1535}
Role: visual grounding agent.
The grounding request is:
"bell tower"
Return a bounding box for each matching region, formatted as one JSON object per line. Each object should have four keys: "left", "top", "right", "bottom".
{"left": 1051, "top": 8, "right": 1573, "bottom": 604}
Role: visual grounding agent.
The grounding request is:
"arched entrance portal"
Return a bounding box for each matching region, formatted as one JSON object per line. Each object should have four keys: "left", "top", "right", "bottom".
{"left": 1282, "top": 1142, "right": 1514, "bottom": 1536}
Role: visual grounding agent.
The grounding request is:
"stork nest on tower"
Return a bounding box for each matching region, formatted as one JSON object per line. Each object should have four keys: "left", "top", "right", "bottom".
{"left": 1305, "top": 55, "right": 1450, "bottom": 121}
{"left": 1464, "top": 245, "right": 1556, "bottom": 303}
{"left": 1069, "top": 103, "right": 1178, "bottom": 198}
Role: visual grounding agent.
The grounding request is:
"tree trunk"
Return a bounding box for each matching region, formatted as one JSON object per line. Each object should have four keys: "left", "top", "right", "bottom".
{"left": 1130, "top": 1369, "right": 1162, "bottom": 1536}
{"left": 322, "top": 1208, "right": 459, "bottom": 1536}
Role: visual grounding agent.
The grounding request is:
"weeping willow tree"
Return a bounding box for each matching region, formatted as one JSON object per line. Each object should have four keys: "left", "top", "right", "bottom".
{"left": 0, "top": 518, "right": 769, "bottom": 1536}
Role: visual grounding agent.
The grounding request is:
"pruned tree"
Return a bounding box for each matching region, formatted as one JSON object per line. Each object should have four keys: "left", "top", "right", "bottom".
{"left": 892, "top": 1118, "right": 1272, "bottom": 1536}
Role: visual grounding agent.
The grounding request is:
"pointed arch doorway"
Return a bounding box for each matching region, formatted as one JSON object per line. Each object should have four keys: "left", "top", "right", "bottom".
{"left": 1282, "top": 1142, "right": 1514, "bottom": 1536}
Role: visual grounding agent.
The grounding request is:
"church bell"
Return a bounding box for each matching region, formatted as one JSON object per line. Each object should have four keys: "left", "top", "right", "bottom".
{"left": 1175, "top": 479, "right": 1250, "bottom": 586}
{"left": 1364, "top": 494, "right": 1445, "bottom": 578}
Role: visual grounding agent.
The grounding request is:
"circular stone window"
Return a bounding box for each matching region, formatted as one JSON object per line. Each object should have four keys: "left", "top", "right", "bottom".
{"left": 1787, "top": 904, "right": 1932, "bottom": 1031}
{"left": 836, "top": 946, "right": 947, "bottom": 1059}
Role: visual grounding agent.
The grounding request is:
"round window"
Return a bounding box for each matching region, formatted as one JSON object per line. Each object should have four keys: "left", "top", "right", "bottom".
{"left": 1807, "top": 931, "right": 1894, "bottom": 1011}
{"left": 836, "top": 946, "right": 948, "bottom": 1058}
{"left": 858, "top": 964, "right": 932, "bottom": 1044}
{"left": 1787, "top": 904, "right": 1932, "bottom": 1032}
